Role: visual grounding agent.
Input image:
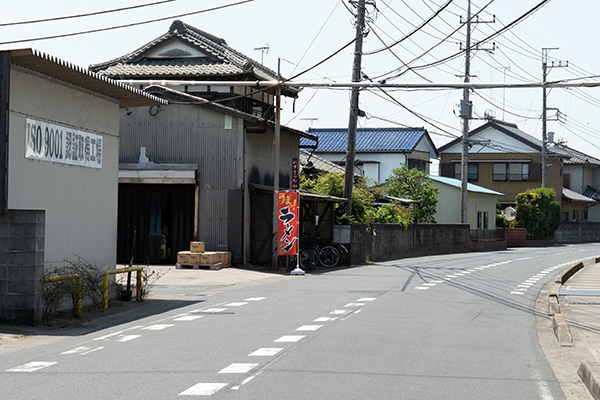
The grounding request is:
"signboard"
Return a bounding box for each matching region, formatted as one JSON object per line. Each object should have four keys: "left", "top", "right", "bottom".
{"left": 277, "top": 191, "right": 299, "bottom": 255}
{"left": 25, "top": 118, "right": 103, "bottom": 169}
{"left": 291, "top": 157, "right": 299, "bottom": 190}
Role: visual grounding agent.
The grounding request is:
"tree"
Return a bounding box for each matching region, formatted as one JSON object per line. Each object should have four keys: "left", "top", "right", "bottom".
{"left": 514, "top": 188, "right": 560, "bottom": 239}
{"left": 299, "top": 172, "right": 409, "bottom": 227}
{"left": 496, "top": 201, "right": 510, "bottom": 229}
{"left": 386, "top": 165, "right": 439, "bottom": 223}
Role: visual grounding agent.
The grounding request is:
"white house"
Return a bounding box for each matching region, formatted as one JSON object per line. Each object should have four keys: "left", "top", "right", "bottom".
{"left": 301, "top": 127, "right": 439, "bottom": 183}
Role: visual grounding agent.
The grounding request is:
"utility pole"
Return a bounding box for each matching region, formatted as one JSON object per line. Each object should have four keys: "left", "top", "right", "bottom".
{"left": 541, "top": 48, "right": 567, "bottom": 188}
{"left": 459, "top": 0, "right": 494, "bottom": 224}
{"left": 272, "top": 59, "right": 282, "bottom": 267}
{"left": 343, "top": 0, "right": 367, "bottom": 217}
{"left": 459, "top": 0, "right": 472, "bottom": 224}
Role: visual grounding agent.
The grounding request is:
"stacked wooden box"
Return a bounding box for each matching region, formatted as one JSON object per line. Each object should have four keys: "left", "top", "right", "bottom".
{"left": 176, "top": 241, "right": 231, "bottom": 270}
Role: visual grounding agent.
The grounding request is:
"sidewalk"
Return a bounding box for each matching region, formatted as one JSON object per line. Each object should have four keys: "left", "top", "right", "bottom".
{"left": 538, "top": 256, "right": 600, "bottom": 400}
{"left": 0, "top": 265, "right": 288, "bottom": 355}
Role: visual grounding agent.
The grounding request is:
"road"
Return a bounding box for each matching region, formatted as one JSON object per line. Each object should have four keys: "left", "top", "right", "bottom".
{"left": 2, "top": 243, "right": 599, "bottom": 399}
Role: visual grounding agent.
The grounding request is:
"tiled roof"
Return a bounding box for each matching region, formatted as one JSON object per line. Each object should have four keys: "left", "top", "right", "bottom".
{"left": 584, "top": 185, "right": 600, "bottom": 201}
{"left": 299, "top": 149, "right": 345, "bottom": 174}
{"left": 439, "top": 119, "right": 566, "bottom": 157}
{"left": 563, "top": 187, "right": 596, "bottom": 203}
{"left": 301, "top": 127, "right": 431, "bottom": 153}
{"left": 553, "top": 144, "right": 600, "bottom": 165}
{"left": 89, "top": 20, "right": 298, "bottom": 97}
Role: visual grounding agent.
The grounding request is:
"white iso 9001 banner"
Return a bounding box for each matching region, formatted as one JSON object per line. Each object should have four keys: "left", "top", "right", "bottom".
{"left": 25, "top": 118, "right": 103, "bottom": 169}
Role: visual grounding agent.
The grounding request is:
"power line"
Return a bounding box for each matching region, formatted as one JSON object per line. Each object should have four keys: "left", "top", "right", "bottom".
{"left": 386, "top": 0, "right": 550, "bottom": 81}
{"left": 0, "top": 0, "right": 177, "bottom": 27}
{"left": 365, "top": 0, "right": 454, "bottom": 55}
{"left": 0, "top": 0, "right": 254, "bottom": 46}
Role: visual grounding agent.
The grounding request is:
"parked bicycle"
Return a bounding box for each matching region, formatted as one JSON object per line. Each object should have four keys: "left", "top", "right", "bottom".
{"left": 293, "top": 237, "right": 348, "bottom": 271}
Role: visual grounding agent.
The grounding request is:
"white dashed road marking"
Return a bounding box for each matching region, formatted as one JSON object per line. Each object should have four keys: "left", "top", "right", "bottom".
{"left": 218, "top": 363, "right": 258, "bottom": 374}
{"left": 274, "top": 335, "right": 305, "bottom": 343}
{"left": 296, "top": 325, "right": 322, "bottom": 331}
{"left": 116, "top": 335, "right": 141, "bottom": 342}
{"left": 174, "top": 315, "right": 203, "bottom": 321}
{"left": 357, "top": 298, "right": 376, "bottom": 302}
{"left": 415, "top": 286, "right": 430, "bottom": 290}
{"left": 225, "top": 302, "right": 248, "bottom": 307}
{"left": 344, "top": 303, "right": 365, "bottom": 307}
{"left": 244, "top": 297, "right": 266, "bottom": 301}
{"left": 7, "top": 362, "right": 57, "bottom": 372}
{"left": 179, "top": 383, "right": 227, "bottom": 396}
{"left": 61, "top": 346, "right": 104, "bottom": 355}
{"left": 201, "top": 308, "right": 227, "bottom": 313}
{"left": 249, "top": 348, "right": 282, "bottom": 357}
{"left": 142, "top": 324, "right": 174, "bottom": 331}
{"left": 314, "top": 317, "right": 337, "bottom": 322}
{"left": 330, "top": 309, "right": 350, "bottom": 315}
{"left": 94, "top": 326, "right": 143, "bottom": 341}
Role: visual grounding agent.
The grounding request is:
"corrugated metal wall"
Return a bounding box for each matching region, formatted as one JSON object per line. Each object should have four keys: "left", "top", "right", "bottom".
{"left": 119, "top": 104, "right": 244, "bottom": 252}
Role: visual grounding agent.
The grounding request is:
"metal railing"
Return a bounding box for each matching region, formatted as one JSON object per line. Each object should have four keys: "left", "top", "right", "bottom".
{"left": 44, "top": 273, "right": 82, "bottom": 318}
{"left": 102, "top": 266, "right": 142, "bottom": 309}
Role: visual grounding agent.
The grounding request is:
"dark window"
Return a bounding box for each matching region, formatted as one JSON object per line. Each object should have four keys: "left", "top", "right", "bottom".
{"left": 563, "top": 211, "right": 569, "bottom": 221}
{"left": 493, "top": 163, "right": 529, "bottom": 181}
{"left": 573, "top": 210, "right": 580, "bottom": 221}
{"left": 408, "top": 159, "right": 426, "bottom": 172}
{"left": 454, "top": 163, "right": 478, "bottom": 181}
{"left": 477, "top": 211, "right": 482, "bottom": 229}
{"left": 483, "top": 211, "right": 489, "bottom": 229}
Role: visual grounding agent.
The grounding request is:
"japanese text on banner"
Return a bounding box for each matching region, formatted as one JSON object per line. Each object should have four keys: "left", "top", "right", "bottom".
{"left": 277, "top": 191, "right": 299, "bottom": 256}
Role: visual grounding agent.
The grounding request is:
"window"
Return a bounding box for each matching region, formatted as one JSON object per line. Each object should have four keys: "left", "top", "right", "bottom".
{"left": 573, "top": 210, "right": 580, "bottom": 221}
{"left": 563, "top": 211, "right": 569, "bottom": 221}
{"left": 493, "top": 163, "right": 529, "bottom": 181}
{"left": 483, "top": 212, "right": 489, "bottom": 229}
{"left": 408, "top": 159, "right": 426, "bottom": 172}
{"left": 454, "top": 163, "right": 478, "bottom": 181}
{"left": 477, "top": 211, "right": 482, "bottom": 229}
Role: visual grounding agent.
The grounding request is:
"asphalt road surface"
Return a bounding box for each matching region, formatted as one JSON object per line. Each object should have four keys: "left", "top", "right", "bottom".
{"left": 3, "top": 243, "right": 599, "bottom": 399}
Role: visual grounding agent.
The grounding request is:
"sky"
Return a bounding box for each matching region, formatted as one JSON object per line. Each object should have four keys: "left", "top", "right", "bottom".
{"left": 2, "top": 0, "right": 600, "bottom": 161}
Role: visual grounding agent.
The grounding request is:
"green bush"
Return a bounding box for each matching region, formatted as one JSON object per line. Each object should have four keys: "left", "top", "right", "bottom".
{"left": 515, "top": 188, "right": 560, "bottom": 239}
{"left": 386, "top": 164, "right": 439, "bottom": 223}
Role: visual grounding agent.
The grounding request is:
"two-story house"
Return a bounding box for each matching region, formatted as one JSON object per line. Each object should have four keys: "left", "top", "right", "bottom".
{"left": 438, "top": 119, "right": 566, "bottom": 206}
{"left": 300, "top": 127, "right": 439, "bottom": 183}
{"left": 552, "top": 144, "right": 599, "bottom": 221}
{"left": 89, "top": 20, "right": 317, "bottom": 266}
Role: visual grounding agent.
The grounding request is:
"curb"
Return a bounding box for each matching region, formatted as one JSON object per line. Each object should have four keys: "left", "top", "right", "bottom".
{"left": 548, "top": 256, "right": 600, "bottom": 399}
{"left": 578, "top": 359, "right": 600, "bottom": 400}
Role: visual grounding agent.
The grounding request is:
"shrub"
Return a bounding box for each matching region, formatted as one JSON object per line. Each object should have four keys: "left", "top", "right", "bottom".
{"left": 515, "top": 188, "right": 560, "bottom": 239}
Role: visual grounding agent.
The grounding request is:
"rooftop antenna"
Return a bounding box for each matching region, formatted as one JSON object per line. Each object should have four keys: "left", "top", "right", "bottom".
{"left": 254, "top": 43, "right": 270, "bottom": 64}
{"left": 300, "top": 117, "right": 318, "bottom": 128}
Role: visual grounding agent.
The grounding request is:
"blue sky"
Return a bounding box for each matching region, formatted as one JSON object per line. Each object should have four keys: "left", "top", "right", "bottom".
{"left": 2, "top": 0, "right": 600, "bottom": 159}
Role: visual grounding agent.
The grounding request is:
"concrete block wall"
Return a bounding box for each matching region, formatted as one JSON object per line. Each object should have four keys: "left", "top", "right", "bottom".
{"left": 368, "top": 223, "right": 470, "bottom": 262}
{"left": 555, "top": 222, "right": 600, "bottom": 244}
{"left": 0, "top": 210, "right": 45, "bottom": 325}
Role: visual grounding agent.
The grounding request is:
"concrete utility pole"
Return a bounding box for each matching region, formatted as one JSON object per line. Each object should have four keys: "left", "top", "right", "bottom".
{"left": 459, "top": 0, "right": 472, "bottom": 224}
{"left": 272, "top": 59, "right": 282, "bottom": 267}
{"left": 458, "top": 0, "right": 494, "bottom": 224}
{"left": 343, "top": 0, "right": 367, "bottom": 217}
{"left": 541, "top": 48, "right": 567, "bottom": 188}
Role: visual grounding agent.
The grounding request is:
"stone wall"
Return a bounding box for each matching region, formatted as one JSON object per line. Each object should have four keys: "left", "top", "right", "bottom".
{"left": 0, "top": 210, "right": 45, "bottom": 325}
{"left": 555, "top": 222, "right": 600, "bottom": 244}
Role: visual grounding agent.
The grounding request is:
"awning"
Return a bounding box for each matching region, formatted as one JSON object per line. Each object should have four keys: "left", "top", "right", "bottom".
{"left": 119, "top": 163, "right": 197, "bottom": 184}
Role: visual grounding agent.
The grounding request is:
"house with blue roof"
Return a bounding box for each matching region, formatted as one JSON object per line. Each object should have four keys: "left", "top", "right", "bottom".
{"left": 301, "top": 127, "right": 439, "bottom": 183}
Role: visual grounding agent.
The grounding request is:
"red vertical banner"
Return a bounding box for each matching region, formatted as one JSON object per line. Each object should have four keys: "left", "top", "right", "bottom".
{"left": 291, "top": 157, "right": 299, "bottom": 190}
{"left": 277, "top": 191, "right": 299, "bottom": 256}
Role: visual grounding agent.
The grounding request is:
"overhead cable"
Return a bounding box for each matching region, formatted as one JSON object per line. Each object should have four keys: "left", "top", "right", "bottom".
{"left": 0, "top": 0, "right": 254, "bottom": 46}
